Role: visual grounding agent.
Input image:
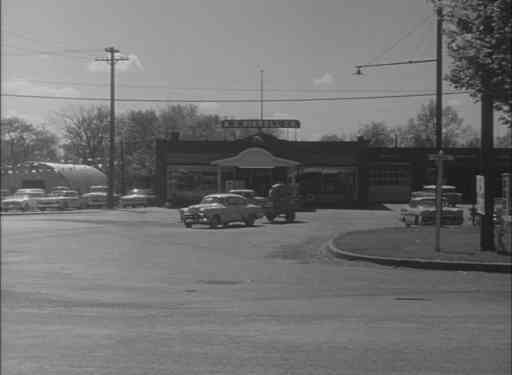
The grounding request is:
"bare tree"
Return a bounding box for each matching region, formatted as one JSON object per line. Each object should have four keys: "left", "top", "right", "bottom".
{"left": 58, "top": 106, "right": 110, "bottom": 165}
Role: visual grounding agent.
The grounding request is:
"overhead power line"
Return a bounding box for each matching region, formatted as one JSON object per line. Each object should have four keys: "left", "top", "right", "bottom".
{"left": 13, "top": 79, "right": 442, "bottom": 94}
{"left": 367, "top": 14, "right": 433, "bottom": 65}
{"left": 2, "top": 91, "right": 471, "bottom": 103}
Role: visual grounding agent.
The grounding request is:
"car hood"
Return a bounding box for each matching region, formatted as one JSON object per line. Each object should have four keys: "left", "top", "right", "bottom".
{"left": 182, "top": 203, "right": 223, "bottom": 212}
{"left": 83, "top": 192, "right": 107, "bottom": 197}
{"left": 121, "top": 194, "right": 151, "bottom": 199}
{"left": 2, "top": 196, "right": 28, "bottom": 203}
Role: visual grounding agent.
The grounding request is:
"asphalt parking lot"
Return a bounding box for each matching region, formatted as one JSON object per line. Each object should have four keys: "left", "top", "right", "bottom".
{"left": 2, "top": 207, "right": 511, "bottom": 374}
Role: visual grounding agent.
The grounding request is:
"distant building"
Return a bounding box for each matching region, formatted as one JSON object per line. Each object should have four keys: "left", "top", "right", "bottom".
{"left": 1, "top": 162, "right": 106, "bottom": 194}
{"left": 155, "top": 133, "right": 512, "bottom": 207}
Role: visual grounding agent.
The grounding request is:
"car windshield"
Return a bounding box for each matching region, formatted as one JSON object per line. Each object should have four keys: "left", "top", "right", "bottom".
{"left": 128, "top": 189, "right": 151, "bottom": 195}
{"left": 90, "top": 187, "right": 107, "bottom": 193}
{"left": 10, "top": 193, "right": 29, "bottom": 199}
{"left": 200, "top": 196, "right": 222, "bottom": 204}
{"left": 62, "top": 191, "right": 77, "bottom": 197}
{"left": 418, "top": 199, "right": 447, "bottom": 207}
{"left": 233, "top": 191, "right": 254, "bottom": 198}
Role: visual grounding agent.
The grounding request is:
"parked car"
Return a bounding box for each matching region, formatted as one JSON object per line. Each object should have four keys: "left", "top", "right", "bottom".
{"left": 81, "top": 185, "right": 119, "bottom": 208}
{"left": 1, "top": 188, "right": 45, "bottom": 212}
{"left": 401, "top": 197, "right": 464, "bottom": 226}
{"left": 119, "top": 188, "right": 157, "bottom": 208}
{"left": 411, "top": 185, "right": 462, "bottom": 206}
{"left": 50, "top": 185, "right": 71, "bottom": 192}
{"left": 179, "top": 193, "right": 264, "bottom": 228}
{"left": 37, "top": 190, "right": 83, "bottom": 211}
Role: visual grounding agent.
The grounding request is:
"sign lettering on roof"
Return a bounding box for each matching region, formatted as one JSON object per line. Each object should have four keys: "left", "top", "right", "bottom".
{"left": 220, "top": 119, "right": 300, "bottom": 128}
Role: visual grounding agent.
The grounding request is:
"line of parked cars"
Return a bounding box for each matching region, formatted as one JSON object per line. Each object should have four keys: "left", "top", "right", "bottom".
{"left": 0, "top": 186, "right": 157, "bottom": 212}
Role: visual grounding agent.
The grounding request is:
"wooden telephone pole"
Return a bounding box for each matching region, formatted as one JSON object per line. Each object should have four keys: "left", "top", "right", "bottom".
{"left": 95, "top": 47, "right": 128, "bottom": 209}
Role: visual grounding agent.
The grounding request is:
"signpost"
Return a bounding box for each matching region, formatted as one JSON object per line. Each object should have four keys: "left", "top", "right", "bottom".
{"left": 476, "top": 175, "right": 485, "bottom": 215}
{"left": 221, "top": 119, "right": 300, "bottom": 129}
{"left": 429, "top": 150, "right": 454, "bottom": 252}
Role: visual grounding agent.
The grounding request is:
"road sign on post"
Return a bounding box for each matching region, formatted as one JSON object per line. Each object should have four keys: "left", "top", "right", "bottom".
{"left": 476, "top": 175, "right": 485, "bottom": 215}
{"left": 429, "top": 151, "right": 454, "bottom": 252}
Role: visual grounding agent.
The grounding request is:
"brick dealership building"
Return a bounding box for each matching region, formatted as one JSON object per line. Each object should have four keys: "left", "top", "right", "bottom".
{"left": 155, "top": 133, "right": 511, "bottom": 207}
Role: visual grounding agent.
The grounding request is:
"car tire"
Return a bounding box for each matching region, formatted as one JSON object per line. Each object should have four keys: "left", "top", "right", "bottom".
{"left": 61, "top": 202, "right": 68, "bottom": 210}
{"left": 21, "top": 204, "right": 29, "bottom": 212}
{"left": 40, "top": 208, "right": 46, "bottom": 212}
{"left": 266, "top": 214, "right": 275, "bottom": 223}
{"left": 414, "top": 216, "right": 419, "bottom": 225}
{"left": 244, "top": 214, "right": 256, "bottom": 227}
{"left": 209, "top": 215, "right": 221, "bottom": 229}
{"left": 185, "top": 222, "right": 192, "bottom": 228}
{"left": 285, "top": 212, "right": 296, "bottom": 223}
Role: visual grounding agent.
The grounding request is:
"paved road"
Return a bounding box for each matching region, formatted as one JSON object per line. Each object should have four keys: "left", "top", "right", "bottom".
{"left": 2, "top": 208, "right": 510, "bottom": 374}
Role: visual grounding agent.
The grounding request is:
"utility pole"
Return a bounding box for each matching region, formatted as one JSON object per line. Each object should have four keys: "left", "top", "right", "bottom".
{"left": 436, "top": 5, "right": 443, "bottom": 150}
{"left": 95, "top": 47, "right": 128, "bottom": 209}
{"left": 259, "top": 68, "right": 264, "bottom": 133}
{"left": 120, "top": 138, "right": 126, "bottom": 196}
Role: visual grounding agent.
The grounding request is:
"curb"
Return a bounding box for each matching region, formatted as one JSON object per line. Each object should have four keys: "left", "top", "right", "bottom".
{"left": 327, "top": 239, "right": 512, "bottom": 274}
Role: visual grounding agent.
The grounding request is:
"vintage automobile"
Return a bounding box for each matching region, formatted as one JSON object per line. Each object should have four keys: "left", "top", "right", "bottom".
{"left": 119, "top": 188, "right": 157, "bottom": 208}
{"left": 1, "top": 188, "right": 46, "bottom": 212}
{"left": 265, "top": 183, "right": 300, "bottom": 222}
{"left": 179, "top": 193, "right": 264, "bottom": 228}
{"left": 81, "top": 185, "right": 120, "bottom": 208}
{"left": 410, "top": 185, "right": 462, "bottom": 206}
{"left": 228, "top": 189, "right": 273, "bottom": 209}
{"left": 401, "top": 197, "right": 464, "bottom": 226}
{"left": 37, "top": 190, "right": 83, "bottom": 211}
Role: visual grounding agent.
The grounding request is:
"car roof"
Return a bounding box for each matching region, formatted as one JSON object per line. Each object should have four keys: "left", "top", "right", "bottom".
{"left": 16, "top": 188, "right": 45, "bottom": 192}
{"left": 229, "top": 189, "right": 255, "bottom": 193}
{"left": 422, "top": 185, "right": 456, "bottom": 189}
{"left": 204, "top": 193, "right": 246, "bottom": 198}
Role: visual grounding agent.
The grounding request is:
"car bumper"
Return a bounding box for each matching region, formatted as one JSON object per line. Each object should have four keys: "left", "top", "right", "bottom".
{"left": 37, "top": 202, "right": 62, "bottom": 209}
{"left": 181, "top": 213, "right": 210, "bottom": 225}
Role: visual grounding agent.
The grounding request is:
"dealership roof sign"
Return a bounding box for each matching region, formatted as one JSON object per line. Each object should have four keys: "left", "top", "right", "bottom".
{"left": 221, "top": 119, "right": 300, "bottom": 128}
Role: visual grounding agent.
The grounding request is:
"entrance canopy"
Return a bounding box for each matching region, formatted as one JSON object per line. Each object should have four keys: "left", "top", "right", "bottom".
{"left": 211, "top": 147, "right": 300, "bottom": 169}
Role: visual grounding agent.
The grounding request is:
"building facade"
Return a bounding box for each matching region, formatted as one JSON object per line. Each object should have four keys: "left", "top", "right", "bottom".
{"left": 155, "top": 133, "right": 511, "bottom": 207}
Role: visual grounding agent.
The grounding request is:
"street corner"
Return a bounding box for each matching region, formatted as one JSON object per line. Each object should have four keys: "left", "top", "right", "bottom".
{"left": 327, "top": 225, "right": 512, "bottom": 273}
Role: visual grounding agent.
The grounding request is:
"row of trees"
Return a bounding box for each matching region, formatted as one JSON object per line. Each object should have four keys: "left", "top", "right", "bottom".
{"left": 1, "top": 104, "right": 280, "bottom": 187}
{"left": 319, "top": 99, "right": 511, "bottom": 147}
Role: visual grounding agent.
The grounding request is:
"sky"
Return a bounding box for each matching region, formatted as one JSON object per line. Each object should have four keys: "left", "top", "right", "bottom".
{"left": 1, "top": 0, "right": 509, "bottom": 141}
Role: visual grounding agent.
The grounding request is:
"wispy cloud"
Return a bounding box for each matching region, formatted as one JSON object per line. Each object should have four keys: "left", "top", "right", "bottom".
{"left": 3, "top": 79, "right": 80, "bottom": 97}
{"left": 313, "top": 72, "right": 334, "bottom": 86}
{"left": 88, "top": 53, "right": 144, "bottom": 73}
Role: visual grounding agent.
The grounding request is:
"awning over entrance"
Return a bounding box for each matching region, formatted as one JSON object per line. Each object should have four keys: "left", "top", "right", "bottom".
{"left": 211, "top": 147, "right": 300, "bottom": 169}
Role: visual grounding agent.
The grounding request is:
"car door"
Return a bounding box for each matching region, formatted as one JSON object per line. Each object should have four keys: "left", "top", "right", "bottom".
{"left": 232, "top": 196, "right": 250, "bottom": 221}
{"left": 224, "top": 197, "right": 242, "bottom": 222}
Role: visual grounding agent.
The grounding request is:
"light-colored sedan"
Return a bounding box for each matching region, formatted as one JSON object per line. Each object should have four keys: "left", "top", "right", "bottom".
{"left": 179, "top": 193, "right": 264, "bottom": 228}
{"left": 401, "top": 197, "right": 464, "bottom": 226}
{"left": 119, "top": 189, "right": 157, "bottom": 208}
{"left": 37, "top": 190, "right": 83, "bottom": 211}
{"left": 81, "top": 185, "right": 119, "bottom": 208}
{"left": 1, "top": 188, "right": 46, "bottom": 212}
